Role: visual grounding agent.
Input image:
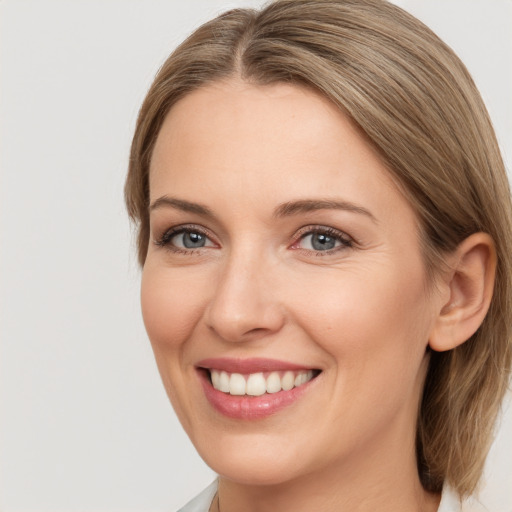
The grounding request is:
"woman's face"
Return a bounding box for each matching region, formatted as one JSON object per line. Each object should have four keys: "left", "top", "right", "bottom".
{"left": 142, "top": 80, "right": 443, "bottom": 486}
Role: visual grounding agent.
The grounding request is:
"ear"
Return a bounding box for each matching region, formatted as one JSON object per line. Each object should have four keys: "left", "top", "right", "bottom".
{"left": 429, "top": 232, "right": 496, "bottom": 352}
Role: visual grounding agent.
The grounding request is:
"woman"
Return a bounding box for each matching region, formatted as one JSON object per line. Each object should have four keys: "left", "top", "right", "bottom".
{"left": 125, "top": 0, "right": 512, "bottom": 510}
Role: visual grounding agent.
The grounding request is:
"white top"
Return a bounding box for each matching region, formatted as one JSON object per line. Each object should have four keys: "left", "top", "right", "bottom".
{"left": 177, "top": 480, "right": 488, "bottom": 512}
{"left": 177, "top": 481, "right": 217, "bottom": 512}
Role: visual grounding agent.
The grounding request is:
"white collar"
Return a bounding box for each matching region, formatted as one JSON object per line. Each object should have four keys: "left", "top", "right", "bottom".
{"left": 177, "top": 480, "right": 489, "bottom": 512}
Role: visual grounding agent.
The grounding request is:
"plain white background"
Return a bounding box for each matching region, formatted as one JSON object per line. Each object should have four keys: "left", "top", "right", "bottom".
{"left": 0, "top": 1, "right": 510, "bottom": 511}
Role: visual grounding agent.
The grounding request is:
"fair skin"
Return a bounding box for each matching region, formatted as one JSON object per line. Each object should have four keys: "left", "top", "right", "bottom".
{"left": 141, "top": 79, "right": 495, "bottom": 512}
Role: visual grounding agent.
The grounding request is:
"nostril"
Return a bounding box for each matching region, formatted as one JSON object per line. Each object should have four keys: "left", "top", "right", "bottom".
{"left": 206, "top": 323, "right": 281, "bottom": 343}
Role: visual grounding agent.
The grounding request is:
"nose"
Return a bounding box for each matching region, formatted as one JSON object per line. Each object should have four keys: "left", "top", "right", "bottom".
{"left": 203, "top": 250, "right": 285, "bottom": 343}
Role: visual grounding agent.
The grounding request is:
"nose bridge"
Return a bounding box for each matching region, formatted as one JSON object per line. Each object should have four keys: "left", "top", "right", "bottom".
{"left": 204, "top": 242, "right": 284, "bottom": 342}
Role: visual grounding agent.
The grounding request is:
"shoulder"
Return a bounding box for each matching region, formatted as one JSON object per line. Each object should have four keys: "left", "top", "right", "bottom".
{"left": 438, "top": 485, "right": 489, "bottom": 512}
{"left": 177, "top": 481, "right": 218, "bottom": 512}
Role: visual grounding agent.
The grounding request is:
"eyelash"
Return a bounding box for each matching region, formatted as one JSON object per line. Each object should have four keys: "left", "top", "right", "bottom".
{"left": 154, "top": 224, "right": 354, "bottom": 255}
{"left": 154, "top": 225, "right": 216, "bottom": 255}
{"left": 292, "top": 225, "right": 354, "bottom": 255}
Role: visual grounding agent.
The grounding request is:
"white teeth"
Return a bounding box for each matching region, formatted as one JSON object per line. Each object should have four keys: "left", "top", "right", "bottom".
{"left": 210, "top": 369, "right": 316, "bottom": 395}
{"left": 219, "top": 371, "right": 230, "bottom": 392}
{"left": 281, "top": 371, "right": 295, "bottom": 391}
{"left": 296, "top": 370, "right": 313, "bottom": 386}
{"left": 211, "top": 370, "right": 221, "bottom": 389}
{"left": 246, "top": 373, "right": 266, "bottom": 396}
{"left": 229, "top": 373, "right": 246, "bottom": 395}
{"left": 266, "top": 372, "right": 282, "bottom": 393}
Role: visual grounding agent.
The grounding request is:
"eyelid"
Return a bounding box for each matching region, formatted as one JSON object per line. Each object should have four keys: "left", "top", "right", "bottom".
{"left": 293, "top": 224, "right": 353, "bottom": 239}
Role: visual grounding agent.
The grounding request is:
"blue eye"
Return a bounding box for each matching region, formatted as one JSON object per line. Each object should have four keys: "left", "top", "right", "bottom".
{"left": 156, "top": 226, "right": 215, "bottom": 251}
{"left": 301, "top": 232, "right": 339, "bottom": 251}
{"left": 173, "top": 231, "right": 208, "bottom": 248}
{"left": 295, "top": 227, "right": 353, "bottom": 253}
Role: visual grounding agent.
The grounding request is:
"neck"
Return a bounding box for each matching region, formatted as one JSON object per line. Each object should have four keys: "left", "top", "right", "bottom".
{"left": 218, "top": 467, "right": 440, "bottom": 512}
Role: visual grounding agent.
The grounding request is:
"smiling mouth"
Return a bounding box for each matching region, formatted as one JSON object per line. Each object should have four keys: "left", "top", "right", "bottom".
{"left": 197, "top": 360, "right": 322, "bottom": 419}
{"left": 206, "top": 369, "right": 321, "bottom": 396}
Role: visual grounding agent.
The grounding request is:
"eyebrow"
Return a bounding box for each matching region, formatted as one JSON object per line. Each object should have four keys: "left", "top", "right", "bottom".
{"left": 149, "top": 196, "right": 214, "bottom": 217}
{"left": 149, "top": 196, "right": 377, "bottom": 223}
{"left": 273, "top": 199, "right": 377, "bottom": 223}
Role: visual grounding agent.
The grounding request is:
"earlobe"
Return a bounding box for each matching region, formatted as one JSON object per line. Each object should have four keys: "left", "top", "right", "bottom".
{"left": 429, "top": 233, "right": 496, "bottom": 352}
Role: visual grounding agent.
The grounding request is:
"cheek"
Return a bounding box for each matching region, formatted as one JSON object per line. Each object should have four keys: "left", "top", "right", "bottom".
{"left": 294, "top": 266, "right": 432, "bottom": 445}
{"left": 140, "top": 266, "right": 208, "bottom": 431}
{"left": 293, "top": 261, "right": 432, "bottom": 376}
{"left": 140, "top": 266, "right": 205, "bottom": 349}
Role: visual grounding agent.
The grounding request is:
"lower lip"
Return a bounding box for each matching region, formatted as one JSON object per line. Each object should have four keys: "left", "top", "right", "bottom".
{"left": 199, "top": 370, "right": 316, "bottom": 420}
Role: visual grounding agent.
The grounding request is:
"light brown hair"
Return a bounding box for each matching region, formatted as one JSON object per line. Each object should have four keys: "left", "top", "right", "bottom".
{"left": 125, "top": 0, "right": 512, "bottom": 497}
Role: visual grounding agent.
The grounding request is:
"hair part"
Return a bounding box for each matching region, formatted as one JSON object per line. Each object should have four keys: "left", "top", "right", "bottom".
{"left": 125, "top": 0, "right": 512, "bottom": 497}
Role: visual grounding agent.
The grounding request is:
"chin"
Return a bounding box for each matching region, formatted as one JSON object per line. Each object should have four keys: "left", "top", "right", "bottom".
{"left": 208, "top": 456, "right": 302, "bottom": 487}
{"left": 193, "top": 429, "right": 309, "bottom": 486}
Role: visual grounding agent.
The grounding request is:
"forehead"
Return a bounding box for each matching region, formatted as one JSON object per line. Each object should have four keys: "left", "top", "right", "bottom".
{"left": 149, "top": 80, "right": 415, "bottom": 230}
{"left": 152, "top": 81, "right": 385, "bottom": 182}
{"left": 151, "top": 80, "right": 351, "bottom": 174}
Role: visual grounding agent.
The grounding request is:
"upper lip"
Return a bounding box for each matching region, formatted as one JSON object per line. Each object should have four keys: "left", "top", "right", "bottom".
{"left": 196, "top": 357, "right": 316, "bottom": 374}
